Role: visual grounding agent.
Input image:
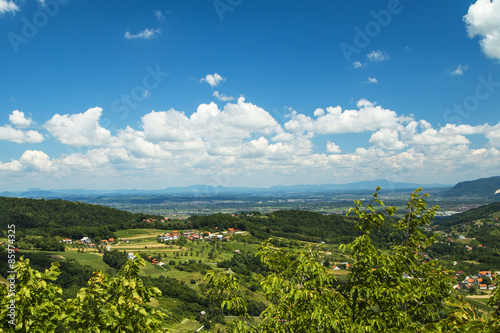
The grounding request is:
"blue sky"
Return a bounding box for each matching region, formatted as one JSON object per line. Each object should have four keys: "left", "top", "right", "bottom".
{"left": 0, "top": 0, "right": 499, "bottom": 191}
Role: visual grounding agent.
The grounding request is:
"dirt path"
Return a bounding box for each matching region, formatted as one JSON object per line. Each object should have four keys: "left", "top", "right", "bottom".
{"left": 467, "top": 295, "right": 492, "bottom": 299}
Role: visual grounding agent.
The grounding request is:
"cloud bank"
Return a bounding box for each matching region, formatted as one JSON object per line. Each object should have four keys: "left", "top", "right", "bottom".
{"left": 1, "top": 97, "right": 499, "bottom": 189}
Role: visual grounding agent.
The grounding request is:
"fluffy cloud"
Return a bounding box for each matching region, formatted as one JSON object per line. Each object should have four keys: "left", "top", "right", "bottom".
{"left": 143, "top": 98, "right": 280, "bottom": 144}
{"left": 326, "top": 141, "right": 341, "bottom": 153}
{"left": 19, "top": 150, "right": 54, "bottom": 172}
{"left": 367, "top": 50, "right": 389, "bottom": 62}
{"left": 351, "top": 61, "right": 364, "bottom": 69}
{"left": 369, "top": 129, "right": 405, "bottom": 150}
{"left": 201, "top": 73, "right": 225, "bottom": 87}
{"left": 1, "top": 98, "right": 499, "bottom": 189}
{"left": 142, "top": 110, "right": 192, "bottom": 142}
{"left": 9, "top": 110, "right": 32, "bottom": 128}
{"left": 0, "top": 126, "right": 44, "bottom": 143}
{"left": 125, "top": 28, "right": 161, "bottom": 40}
{"left": 0, "top": 110, "right": 43, "bottom": 143}
{"left": 285, "top": 99, "right": 400, "bottom": 135}
{"left": 0, "top": 159, "right": 22, "bottom": 171}
{"left": 0, "top": 0, "right": 19, "bottom": 14}
{"left": 464, "top": 0, "right": 500, "bottom": 61}
{"left": 44, "top": 107, "right": 113, "bottom": 146}
{"left": 362, "top": 77, "right": 378, "bottom": 84}
{"left": 117, "top": 126, "right": 171, "bottom": 158}
{"left": 485, "top": 122, "right": 500, "bottom": 147}
{"left": 213, "top": 91, "right": 234, "bottom": 101}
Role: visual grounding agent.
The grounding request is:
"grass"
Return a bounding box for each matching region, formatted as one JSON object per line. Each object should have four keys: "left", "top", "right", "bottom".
{"left": 41, "top": 251, "right": 112, "bottom": 272}
{"left": 115, "top": 229, "right": 164, "bottom": 239}
{"left": 465, "top": 298, "right": 495, "bottom": 313}
{"left": 169, "top": 318, "right": 203, "bottom": 332}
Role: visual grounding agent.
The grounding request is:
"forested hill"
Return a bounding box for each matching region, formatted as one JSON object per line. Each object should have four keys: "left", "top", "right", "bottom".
{"left": 442, "top": 176, "right": 500, "bottom": 197}
{"left": 187, "top": 210, "right": 400, "bottom": 247}
{"left": 0, "top": 196, "right": 159, "bottom": 237}
{"left": 434, "top": 201, "right": 500, "bottom": 229}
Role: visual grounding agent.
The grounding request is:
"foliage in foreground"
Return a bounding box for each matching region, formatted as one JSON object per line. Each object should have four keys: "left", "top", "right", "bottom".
{"left": 0, "top": 255, "right": 167, "bottom": 332}
{"left": 1, "top": 188, "right": 499, "bottom": 332}
{"left": 207, "top": 188, "right": 500, "bottom": 332}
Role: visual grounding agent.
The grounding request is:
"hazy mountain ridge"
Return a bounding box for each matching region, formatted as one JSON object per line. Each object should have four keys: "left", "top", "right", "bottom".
{"left": 442, "top": 176, "right": 500, "bottom": 198}
{"left": 1, "top": 179, "right": 450, "bottom": 199}
{"left": 434, "top": 201, "right": 500, "bottom": 230}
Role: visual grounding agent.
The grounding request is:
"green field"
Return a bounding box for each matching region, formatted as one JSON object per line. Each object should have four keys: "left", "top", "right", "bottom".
{"left": 115, "top": 228, "right": 164, "bottom": 239}
{"left": 33, "top": 251, "right": 112, "bottom": 272}
{"left": 465, "top": 297, "right": 495, "bottom": 313}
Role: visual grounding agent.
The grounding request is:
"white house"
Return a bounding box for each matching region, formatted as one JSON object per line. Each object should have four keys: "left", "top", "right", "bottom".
{"left": 80, "top": 237, "right": 92, "bottom": 244}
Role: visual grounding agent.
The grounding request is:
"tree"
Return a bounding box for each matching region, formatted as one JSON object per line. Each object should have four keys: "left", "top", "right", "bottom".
{"left": 0, "top": 255, "right": 168, "bottom": 332}
{"left": 207, "top": 188, "right": 500, "bottom": 332}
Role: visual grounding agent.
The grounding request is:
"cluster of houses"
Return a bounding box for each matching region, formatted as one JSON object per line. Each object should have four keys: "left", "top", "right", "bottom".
{"left": 157, "top": 228, "right": 240, "bottom": 242}
{"left": 142, "top": 217, "right": 188, "bottom": 223}
{"left": 454, "top": 271, "right": 498, "bottom": 291}
{"left": 61, "top": 237, "right": 129, "bottom": 248}
{"left": 332, "top": 262, "right": 351, "bottom": 270}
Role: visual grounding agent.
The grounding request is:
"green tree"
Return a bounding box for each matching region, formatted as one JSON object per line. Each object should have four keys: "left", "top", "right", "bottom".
{"left": 0, "top": 255, "right": 168, "bottom": 332}
{"left": 207, "top": 188, "right": 500, "bottom": 332}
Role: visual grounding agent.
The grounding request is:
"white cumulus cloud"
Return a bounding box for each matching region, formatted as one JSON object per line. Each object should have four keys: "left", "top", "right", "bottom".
{"left": 44, "top": 107, "right": 113, "bottom": 146}
{"left": 0, "top": 126, "right": 44, "bottom": 143}
{"left": 369, "top": 129, "right": 405, "bottom": 150}
{"left": 362, "top": 77, "right": 378, "bottom": 84}
{"left": 0, "top": 0, "right": 19, "bottom": 14}
{"left": 213, "top": 91, "right": 234, "bottom": 101}
{"left": 464, "top": 0, "right": 500, "bottom": 61}
{"left": 9, "top": 110, "right": 32, "bottom": 128}
{"left": 285, "top": 99, "right": 401, "bottom": 135}
{"left": 326, "top": 141, "right": 341, "bottom": 153}
{"left": 19, "top": 150, "right": 55, "bottom": 172}
{"left": 367, "top": 50, "right": 389, "bottom": 62}
{"left": 201, "top": 73, "right": 225, "bottom": 87}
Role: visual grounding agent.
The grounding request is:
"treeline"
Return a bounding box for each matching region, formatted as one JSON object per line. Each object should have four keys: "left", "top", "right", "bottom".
{"left": 183, "top": 210, "right": 401, "bottom": 247}
{"left": 435, "top": 201, "right": 500, "bottom": 229}
{"left": 0, "top": 196, "right": 162, "bottom": 240}
{"left": 429, "top": 241, "right": 500, "bottom": 269}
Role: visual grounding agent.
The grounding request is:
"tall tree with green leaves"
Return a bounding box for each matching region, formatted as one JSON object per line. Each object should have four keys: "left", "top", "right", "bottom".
{"left": 0, "top": 255, "right": 168, "bottom": 332}
{"left": 207, "top": 188, "right": 500, "bottom": 332}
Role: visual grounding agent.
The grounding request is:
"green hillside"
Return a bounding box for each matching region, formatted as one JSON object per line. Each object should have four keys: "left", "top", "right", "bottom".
{"left": 0, "top": 196, "right": 161, "bottom": 239}
{"left": 435, "top": 201, "right": 500, "bottom": 229}
{"left": 442, "top": 176, "right": 500, "bottom": 197}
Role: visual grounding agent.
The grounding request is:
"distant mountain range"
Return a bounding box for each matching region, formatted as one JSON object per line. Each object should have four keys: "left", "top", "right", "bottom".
{"left": 0, "top": 179, "right": 450, "bottom": 199}
{"left": 442, "top": 176, "right": 500, "bottom": 198}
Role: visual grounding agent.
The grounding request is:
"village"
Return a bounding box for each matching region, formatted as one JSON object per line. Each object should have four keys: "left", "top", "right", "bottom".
{"left": 57, "top": 227, "right": 244, "bottom": 253}
{"left": 454, "top": 270, "right": 498, "bottom": 292}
